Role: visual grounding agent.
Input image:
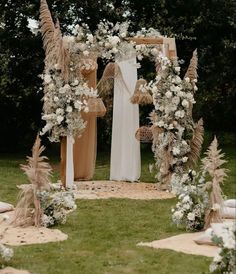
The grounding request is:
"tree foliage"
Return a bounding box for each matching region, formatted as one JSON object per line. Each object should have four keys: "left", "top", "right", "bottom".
{"left": 0, "top": 0, "right": 235, "bottom": 151}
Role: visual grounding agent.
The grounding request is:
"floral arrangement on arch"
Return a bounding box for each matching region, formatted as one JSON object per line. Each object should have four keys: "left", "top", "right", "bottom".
{"left": 39, "top": 0, "right": 98, "bottom": 142}
{"left": 149, "top": 50, "right": 203, "bottom": 192}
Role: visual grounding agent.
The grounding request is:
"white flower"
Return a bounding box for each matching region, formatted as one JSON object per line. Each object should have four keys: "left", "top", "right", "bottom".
{"left": 56, "top": 115, "right": 64, "bottom": 124}
{"left": 182, "top": 99, "right": 190, "bottom": 108}
{"left": 172, "top": 96, "right": 180, "bottom": 105}
{"left": 54, "top": 96, "right": 59, "bottom": 102}
{"left": 173, "top": 147, "right": 180, "bottom": 155}
{"left": 109, "top": 35, "right": 120, "bottom": 46}
{"left": 182, "top": 156, "right": 188, "bottom": 163}
{"left": 173, "top": 210, "right": 183, "bottom": 219}
{"left": 44, "top": 74, "right": 52, "bottom": 84}
{"left": 157, "top": 120, "right": 164, "bottom": 127}
{"left": 175, "top": 110, "right": 185, "bottom": 119}
{"left": 74, "top": 101, "right": 82, "bottom": 110}
{"left": 165, "top": 91, "right": 172, "bottom": 98}
{"left": 87, "top": 34, "right": 94, "bottom": 43}
{"left": 83, "top": 50, "right": 89, "bottom": 56}
{"left": 168, "top": 123, "right": 174, "bottom": 130}
{"left": 175, "top": 66, "right": 180, "bottom": 72}
{"left": 184, "top": 77, "right": 190, "bottom": 82}
{"left": 66, "top": 106, "right": 73, "bottom": 113}
{"left": 187, "top": 212, "right": 195, "bottom": 221}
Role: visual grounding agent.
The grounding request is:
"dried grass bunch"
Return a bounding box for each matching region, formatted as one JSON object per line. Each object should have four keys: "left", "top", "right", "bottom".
{"left": 202, "top": 137, "right": 227, "bottom": 229}
{"left": 13, "top": 135, "right": 52, "bottom": 227}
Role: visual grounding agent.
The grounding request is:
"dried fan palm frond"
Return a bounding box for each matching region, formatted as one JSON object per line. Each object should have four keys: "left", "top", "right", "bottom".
{"left": 130, "top": 79, "right": 153, "bottom": 105}
{"left": 97, "top": 62, "right": 121, "bottom": 96}
{"left": 12, "top": 135, "right": 52, "bottom": 227}
{"left": 39, "top": 0, "right": 56, "bottom": 68}
{"left": 184, "top": 49, "right": 198, "bottom": 81}
{"left": 202, "top": 137, "right": 227, "bottom": 229}
{"left": 186, "top": 118, "right": 204, "bottom": 168}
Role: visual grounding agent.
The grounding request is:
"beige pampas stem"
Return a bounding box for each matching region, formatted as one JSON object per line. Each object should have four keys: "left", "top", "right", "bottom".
{"left": 12, "top": 135, "right": 52, "bottom": 227}
{"left": 187, "top": 118, "right": 204, "bottom": 168}
{"left": 202, "top": 137, "right": 227, "bottom": 229}
{"left": 185, "top": 49, "right": 198, "bottom": 82}
{"left": 40, "top": 0, "right": 70, "bottom": 82}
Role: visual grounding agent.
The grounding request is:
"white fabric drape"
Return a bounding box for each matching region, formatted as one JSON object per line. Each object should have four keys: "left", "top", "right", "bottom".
{"left": 110, "top": 54, "right": 141, "bottom": 181}
{"left": 66, "top": 136, "right": 74, "bottom": 188}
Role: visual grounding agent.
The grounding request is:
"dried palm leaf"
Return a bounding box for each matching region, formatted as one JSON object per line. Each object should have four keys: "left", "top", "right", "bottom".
{"left": 186, "top": 118, "right": 204, "bottom": 168}
{"left": 202, "top": 137, "right": 227, "bottom": 229}
{"left": 185, "top": 49, "right": 198, "bottom": 81}
{"left": 12, "top": 135, "right": 52, "bottom": 227}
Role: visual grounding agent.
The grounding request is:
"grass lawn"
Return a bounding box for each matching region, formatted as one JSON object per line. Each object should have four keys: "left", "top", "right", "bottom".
{"left": 0, "top": 142, "right": 235, "bottom": 274}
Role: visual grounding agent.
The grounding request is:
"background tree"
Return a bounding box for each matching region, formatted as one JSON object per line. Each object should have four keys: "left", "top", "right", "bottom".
{"left": 0, "top": 0, "right": 235, "bottom": 152}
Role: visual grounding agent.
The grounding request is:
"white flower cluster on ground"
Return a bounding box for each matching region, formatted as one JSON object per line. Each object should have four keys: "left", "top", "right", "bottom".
{"left": 171, "top": 170, "right": 208, "bottom": 231}
{"left": 37, "top": 189, "right": 77, "bottom": 227}
{"left": 210, "top": 222, "right": 236, "bottom": 273}
{"left": 0, "top": 243, "right": 13, "bottom": 262}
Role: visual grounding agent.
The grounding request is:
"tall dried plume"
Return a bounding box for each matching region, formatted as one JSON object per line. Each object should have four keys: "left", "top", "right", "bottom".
{"left": 40, "top": 0, "right": 70, "bottom": 82}
{"left": 202, "top": 137, "right": 228, "bottom": 229}
{"left": 13, "top": 135, "right": 52, "bottom": 227}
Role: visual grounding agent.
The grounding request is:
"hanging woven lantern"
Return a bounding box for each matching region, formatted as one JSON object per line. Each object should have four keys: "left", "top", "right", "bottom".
{"left": 135, "top": 126, "right": 153, "bottom": 143}
{"left": 86, "top": 97, "right": 106, "bottom": 117}
{"left": 130, "top": 79, "right": 153, "bottom": 105}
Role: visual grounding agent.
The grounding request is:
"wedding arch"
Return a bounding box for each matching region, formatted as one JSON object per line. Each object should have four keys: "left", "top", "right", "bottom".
{"left": 39, "top": 0, "right": 177, "bottom": 188}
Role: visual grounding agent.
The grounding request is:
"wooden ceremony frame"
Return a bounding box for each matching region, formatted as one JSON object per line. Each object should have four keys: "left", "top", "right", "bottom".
{"left": 61, "top": 37, "right": 177, "bottom": 187}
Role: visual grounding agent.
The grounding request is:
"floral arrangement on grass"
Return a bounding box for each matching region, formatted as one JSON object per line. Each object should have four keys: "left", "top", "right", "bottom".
{"left": 0, "top": 244, "right": 13, "bottom": 263}
{"left": 209, "top": 222, "right": 236, "bottom": 273}
{"left": 37, "top": 189, "right": 77, "bottom": 227}
{"left": 171, "top": 170, "right": 208, "bottom": 231}
{"left": 149, "top": 50, "right": 201, "bottom": 191}
{"left": 0, "top": 216, "right": 14, "bottom": 265}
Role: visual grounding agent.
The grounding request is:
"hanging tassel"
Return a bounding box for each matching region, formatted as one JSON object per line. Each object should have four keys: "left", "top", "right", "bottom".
{"left": 130, "top": 79, "right": 153, "bottom": 105}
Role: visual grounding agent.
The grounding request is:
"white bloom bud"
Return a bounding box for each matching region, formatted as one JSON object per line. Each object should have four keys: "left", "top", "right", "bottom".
{"left": 66, "top": 106, "right": 73, "bottom": 113}
{"left": 182, "top": 99, "right": 189, "bottom": 108}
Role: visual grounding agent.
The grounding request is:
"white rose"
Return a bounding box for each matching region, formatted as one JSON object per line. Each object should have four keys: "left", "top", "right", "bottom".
{"left": 175, "top": 76, "right": 182, "bottom": 83}
{"left": 165, "top": 91, "right": 172, "bottom": 98}
{"left": 175, "top": 66, "right": 180, "bottom": 72}
{"left": 66, "top": 106, "right": 73, "bottom": 113}
{"left": 87, "top": 34, "right": 94, "bottom": 43}
{"left": 157, "top": 120, "right": 164, "bottom": 127}
{"left": 187, "top": 212, "right": 195, "bottom": 221}
{"left": 173, "top": 147, "right": 180, "bottom": 155}
{"left": 109, "top": 35, "right": 120, "bottom": 46}
{"left": 44, "top": 74, "right": 51, "bottom": 84}
{"left": 172, "top": 96, "right": 180, "bottom": 105}
{"left": 168, "top": 123, "right": 174, "bottom": 130}
{"left": 56, "top": 115, "right": 64, "bottom": 124}
{"left": 83, "top": 50, "right": 89, "bottom": 56}
{"left": 74, "top": 101, "right": 82, "bottom": 110}
{"left": 56, "top": 108, "right": 64, "bottom": 115}
{"left": 53, "top": 96, "right": 59, "bottom": 102}
{"left": 182, "top": 99, "right": 189, "bottom": 108}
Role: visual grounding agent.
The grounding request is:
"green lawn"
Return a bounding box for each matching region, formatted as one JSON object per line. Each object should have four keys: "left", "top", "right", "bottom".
{"left": 0, "top": 143, "right": 235, "bottom": 274}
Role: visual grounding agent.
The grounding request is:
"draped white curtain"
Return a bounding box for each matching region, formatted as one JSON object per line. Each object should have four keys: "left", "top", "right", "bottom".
{"left": 66, "top": 135, "right": 74, "bottom": 188}
{"left": 110, "top": 52, "right": 141, "bottom": 181}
